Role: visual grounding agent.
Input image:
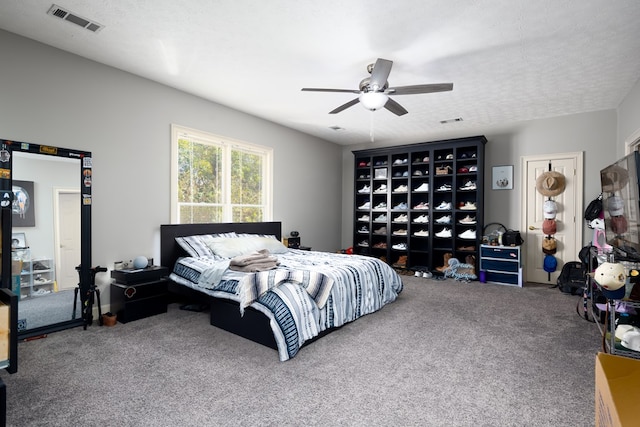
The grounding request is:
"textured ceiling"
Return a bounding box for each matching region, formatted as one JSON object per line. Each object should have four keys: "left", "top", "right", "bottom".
{"left": 1, "top": 1, "right": 640, "bottom": 146}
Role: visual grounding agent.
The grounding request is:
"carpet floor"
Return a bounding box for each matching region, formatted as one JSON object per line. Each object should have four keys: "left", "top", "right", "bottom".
{"left": 0, "top": 276, "right": 601, "bottom": 426}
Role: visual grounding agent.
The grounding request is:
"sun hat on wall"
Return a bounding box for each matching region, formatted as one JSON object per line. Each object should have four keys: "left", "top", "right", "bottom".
{"left": 536, "top": 171, "right": 566, "bottom": 197}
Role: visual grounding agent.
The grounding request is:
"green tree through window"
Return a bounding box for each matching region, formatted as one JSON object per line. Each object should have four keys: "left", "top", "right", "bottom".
{"left": 171, "top": 125, "right": 272, "bottom": 224}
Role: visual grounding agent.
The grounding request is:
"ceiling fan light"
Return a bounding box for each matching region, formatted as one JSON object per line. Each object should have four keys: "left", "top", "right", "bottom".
{"left": 359, "top": 92, "right": 388, "bottom": 111}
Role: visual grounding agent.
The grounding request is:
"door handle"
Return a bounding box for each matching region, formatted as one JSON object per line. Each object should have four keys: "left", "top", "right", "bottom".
{"left": 528, "top": 225, "right": 539, "bottom": 230}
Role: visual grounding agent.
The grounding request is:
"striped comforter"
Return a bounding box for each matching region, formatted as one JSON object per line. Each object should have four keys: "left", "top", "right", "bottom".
{"left": 169, "top": 249, "right": 403, "bottom": 361}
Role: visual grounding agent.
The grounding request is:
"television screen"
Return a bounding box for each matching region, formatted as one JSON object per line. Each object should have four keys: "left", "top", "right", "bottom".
{"left": 600, "top": 152, "right": 640, "bottom": 262}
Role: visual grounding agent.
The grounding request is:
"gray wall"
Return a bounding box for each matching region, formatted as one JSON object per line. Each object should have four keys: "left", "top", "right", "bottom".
{"left": 618, "top": 75, "right": 640, "bottom": 156}
{"left": 0, "top": 30, "right": 342, "bottom": 297}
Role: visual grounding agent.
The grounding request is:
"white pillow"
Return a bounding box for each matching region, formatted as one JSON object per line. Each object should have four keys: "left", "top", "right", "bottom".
{"left": 175, "top": 232, "right": 237, "bottom": 257}
{"left": 206, "top": 236, "right": 288, "bottom": 258}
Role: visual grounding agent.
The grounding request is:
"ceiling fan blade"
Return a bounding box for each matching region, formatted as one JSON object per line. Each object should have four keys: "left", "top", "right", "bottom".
{"left": 384, "top": 98, "right": 408, "bottom": 116}
{"left": 387, "top": 83, "right": 453, "bottom": 95}
{"left": 369, "top": 58, "right": 393, "bottom": 90}
{"left": 301, "top": 88, "right": 360, "bottom": 94}
{"left": 329, "top": 98, "right": 360, "bottom": 114}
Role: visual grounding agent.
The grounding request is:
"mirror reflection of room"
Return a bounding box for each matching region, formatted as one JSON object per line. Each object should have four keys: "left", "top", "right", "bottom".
{"left": 12, "top": 152, "right": 81, "bottom": 332}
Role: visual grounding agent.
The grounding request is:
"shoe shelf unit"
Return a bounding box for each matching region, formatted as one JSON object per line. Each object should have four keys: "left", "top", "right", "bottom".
{"left": 353, "top": 135, "right": 486, "bottom": 271}
{"left": 12, "top": 248, "right": 56, "bottom": 299}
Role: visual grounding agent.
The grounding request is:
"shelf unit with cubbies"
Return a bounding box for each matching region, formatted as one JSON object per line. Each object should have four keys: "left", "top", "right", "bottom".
{"left": 353, "top": 135, "right": 486, "bottom": 272}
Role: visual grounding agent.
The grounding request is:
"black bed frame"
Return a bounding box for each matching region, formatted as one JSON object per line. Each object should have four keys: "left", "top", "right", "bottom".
{"left": 160, "top": 222, "right": 283, "bottom": 350}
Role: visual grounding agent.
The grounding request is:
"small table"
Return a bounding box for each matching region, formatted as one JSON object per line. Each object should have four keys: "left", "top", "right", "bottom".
{"left": 110, "top": 266, "right": 169, "bottom": 323}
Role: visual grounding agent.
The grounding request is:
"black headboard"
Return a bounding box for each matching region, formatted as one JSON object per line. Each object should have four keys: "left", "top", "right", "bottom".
{"left": 160, "top": 222, "right": 282, "bottom": 269}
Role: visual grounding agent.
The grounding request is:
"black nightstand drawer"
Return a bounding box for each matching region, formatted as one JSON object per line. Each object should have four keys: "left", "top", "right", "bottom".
{"left": 111, "top": 279, "right": 168, "bottom": 323}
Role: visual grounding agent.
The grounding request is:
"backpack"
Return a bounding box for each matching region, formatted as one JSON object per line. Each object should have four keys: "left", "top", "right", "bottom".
{"left": 556, "top": 261, "right": 586, "bottom": 295}
{"left": 584, "top": 194, "right": 603, "bottom": 221}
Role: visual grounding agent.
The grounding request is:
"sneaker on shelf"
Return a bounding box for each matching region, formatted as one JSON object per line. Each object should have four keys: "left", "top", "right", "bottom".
{"left": 413, "top": 202, "right": 429, "bottom": 210}
{"left": 402, "top": 171, "right": 409, "bottom": 177}
{"left": 358, "top": 214, "right": 370, "bottom": 221}
{"left": 422, "top": 271, "right": 433, "bottom": 278}
{"left": 358, "top": 226, "right": 369, "bottom": 233}
{"left": 436, "top": 184, "right": 452, "bottom": 192}
{"left": 435, "top": 215, "right": 451, "bottom": 224}
{"left": 413, "top": 214, "right": 429, "bottom": 223}
{"left": 374, "top": 202, "right": 387, "bottom": 209}
{"left": 459, "top": 201, "right": 477, "bottom": 210}
{"left": 468, "top": 165, "right": 478, "bottom": 172}
{"left": 413, "top": 229, "right": 429, "bottom": 237}
{"left": 458, "top": 215, "right": 477, "bottom": 224}
{"left": 391, "top": 242, "right": 407, "bottom": 250}
{"left": 358, "top": 201, "right": 370, "bottom": 209}
{"left": 459, "top": 181, "right": 477, "bottom": 191}
{"left": 358, "top": 185, "right": 370, "bottom": 193}
{"left": 374, "top": 227, "right": 387, "bottom": 235}
{"left": 358, "top": 240, "right": 369, "bottom": 247}
{"left": 435, "top": 228, "right": 452, "bottom": 238}
{"left": 393, "top": 229, "right": 407, "bottom": 236}
{"left": 374, "top": 214, "right": 387, "bottom": 222}
{"left": 393, "top": 214, "right": 408, "bottom": 223}
{"left": 393, "top": 184, "right": 408, "bottom": 193}
{"left": 445, "top": 153, "right": 454, "bottom": 160}
{"left": 393, "top": 159, "right": 404, "bottom": 165}
{"left": 423, "top": 156, "right": 430, "bottom": 163}
{"left": 435, "top": 201, "right": 452, "bottom": 210}
{"left": 457, "top": 245, "right": 476, "bottom": 251}
{"left": 413, "top": 170, "right": 423, "bottom": 176}
{"left": 393, "top": 202, "right": 408, "bottom": 210}
{"left": 373, "top": 242, "right": 388, "bottom": 249}
{"left": 458, "top": 229, "right": 477, "bottom": 239}
{"left": 414, "top": 183, "right": 429, "bottom": 192}
{"left": 374, "top": 184, "right": 388, "bottom": 193}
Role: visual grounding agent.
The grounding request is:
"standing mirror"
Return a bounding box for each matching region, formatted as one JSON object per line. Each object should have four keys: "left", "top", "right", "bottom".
{"left": 0, "top": 139, "right": 92, "bottom": 342}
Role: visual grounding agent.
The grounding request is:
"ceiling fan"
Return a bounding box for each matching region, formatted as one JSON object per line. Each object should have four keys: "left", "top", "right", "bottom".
{"left": 301, "top": 58, "right": 453, "bottom": 116}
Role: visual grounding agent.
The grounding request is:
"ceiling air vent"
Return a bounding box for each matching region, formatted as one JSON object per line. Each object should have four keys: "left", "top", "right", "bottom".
{"left": 47, "top": 4, "right": 103, "bottom": 32}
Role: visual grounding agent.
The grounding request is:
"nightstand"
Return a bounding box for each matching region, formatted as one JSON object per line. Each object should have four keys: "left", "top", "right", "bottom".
{"left": 110, "top": 266, "right": 169, "bottom": 323}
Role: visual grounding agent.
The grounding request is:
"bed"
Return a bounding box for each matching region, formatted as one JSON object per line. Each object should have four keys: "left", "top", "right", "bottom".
{"left": 160, "top": 222, "right": 403, "bottom": 361}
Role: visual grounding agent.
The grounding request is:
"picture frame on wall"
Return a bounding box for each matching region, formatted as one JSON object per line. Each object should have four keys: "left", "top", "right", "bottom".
{"left": 492, "top": 165, "right": 514, "bottom": 190}
{"left": 12, "top": 180, "right": 35, "bottom": 227}
{"left": 11, "top": 232, "right": 27, "bottom": 249}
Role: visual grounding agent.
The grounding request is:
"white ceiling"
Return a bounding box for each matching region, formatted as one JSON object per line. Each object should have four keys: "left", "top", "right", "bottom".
{"left": 2, "top": 1, "right": 640, "bottom": 146}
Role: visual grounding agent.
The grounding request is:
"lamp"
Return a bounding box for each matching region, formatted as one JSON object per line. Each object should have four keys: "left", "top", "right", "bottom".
{"left": 359, "top": 91, "right": 388, "bottom": 111}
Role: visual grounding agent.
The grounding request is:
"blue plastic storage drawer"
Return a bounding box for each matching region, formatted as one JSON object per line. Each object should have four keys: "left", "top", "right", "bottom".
{"left": 481, "top": 259, "right": 519, "bottom": 273}
{"left": 485, "top": 271, "right": 519, "bottom": 285}
{"left": 480, "top": 246, "right": 519, "bottom": 260}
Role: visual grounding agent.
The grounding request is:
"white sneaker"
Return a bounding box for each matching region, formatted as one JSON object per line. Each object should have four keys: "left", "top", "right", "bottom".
{"left": 358, "top": 214, "right": 370, "bottom": 221}
{"left": 414, "top": 183, "right": 429, "bottom": 192}
{"left": 413, "top": 229, "right": 429, "bottom": 237}
{"left": 358, "top": 185, "right": 370, "bottom": 193}
{"left": 435, "top": 215, "right": 451, "bottom": 224}
{"left": 393, "top": 184, "right": 408, "bottom": 192}
{"left": 374, "top": 214, "right": 387, "bottom": 222}
{"left": 435, "top": 201, "right": 452, "bottom": 210}
{"left": 358, "top": 201, "right": 370, "bottom": 209}
{"left": 392, "top": 243, "right": 407, "bottom": 250}
{"left": 459, "top": 201, "right": 477, "bottom": 210}
{"left": 393, "top": 214, "right": 408, "bottom": 223}
{"left": 458, "top": 229, "right": 477, "bottom": 239}
{"left": 458, "top": 215, "right": 476, "bottom": 224}
{"left": 393, "top": 229, "right": 407, "bottom": 236}
{"left": 459, "top": 181, "right": 477, "bottom": 191}
{"left": 436, "top": 184, "right": 452, "bottom": 192}
{"left": 374, "top": 184, "right": 387, "bottom": 193}
{"left": 413, "top": 214, "right": 429, "bottom": 223}
{"left": 435, "top": 228, "right": 452, "bottom": 238}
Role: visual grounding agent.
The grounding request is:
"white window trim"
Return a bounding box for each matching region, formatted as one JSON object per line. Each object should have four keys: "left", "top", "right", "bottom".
{"left": 170, "top": 124, "right": 273, "bottom": 223}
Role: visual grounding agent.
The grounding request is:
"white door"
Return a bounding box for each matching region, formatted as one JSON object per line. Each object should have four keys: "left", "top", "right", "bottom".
{"left": 521, "top": 152, "right": 584, "bottom": 284}
{"left": 54, "top": 190, "right": 81, "bottom": 291}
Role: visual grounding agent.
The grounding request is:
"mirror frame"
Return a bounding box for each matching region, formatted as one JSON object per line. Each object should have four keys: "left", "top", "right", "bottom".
{"left": 0, "top": 138, "right": 92, "bottom": 341}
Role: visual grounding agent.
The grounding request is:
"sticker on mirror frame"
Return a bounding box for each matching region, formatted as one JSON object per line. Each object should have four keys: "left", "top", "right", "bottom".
{"left": 0, "top": 149, "right": 9, "bottom": 162}
{"left": 83, "top": 169, "right": 92, "bottom": 178}
{"left": 82, "top": 194, "right": 92, "bottom": 205}
{"left": 39, "top": 145, "right": 58, "bottom": 155}
{"left": 20, "top": 143, "right": 29, "bottom": 150}
{"left": 84, "top": 177, "right": 91, "bottom": 187}
{"left": 0, "top": 168, "right": 10, "bottom": 179}
{"left": 0, "top": 191, "right": 13, "bottom": 208}
{"left": 83, "top": 157, "right": 92, "bottom": 168}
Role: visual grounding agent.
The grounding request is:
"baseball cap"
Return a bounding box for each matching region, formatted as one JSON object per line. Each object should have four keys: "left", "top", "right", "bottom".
{"left": 607, "top": 196, "right": 624, "bottom": 216}
{"left": 543, "top": 200, "right": 557, "bottom": 219}
{"left": 621, "top": 329, "right": 640, "bottom": 352}
{"left": 542, "top": 219, "right": 557, "bottom": 235}
{"left": 542, "top": 236, "right": 557, "bottom": 254}
{"left": 543, "top": 254, "right": 557, "bottom": 273}
{"left": 593, "top": 262, "right": 626, "bottom": 299}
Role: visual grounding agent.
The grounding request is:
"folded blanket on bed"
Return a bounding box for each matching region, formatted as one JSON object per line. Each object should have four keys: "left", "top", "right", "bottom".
{"left": 229, "top": 249, "right": 280, "bottom": 272}
{"left": 239, "top": 269, "right": 334, "bottom": 315}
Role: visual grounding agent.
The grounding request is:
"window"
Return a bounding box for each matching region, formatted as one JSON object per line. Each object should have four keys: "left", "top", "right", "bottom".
{"left": 171, "top": 124, "right": 273, "bottom": 224}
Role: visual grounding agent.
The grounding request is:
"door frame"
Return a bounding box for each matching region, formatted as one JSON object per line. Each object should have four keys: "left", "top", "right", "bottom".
{"left": 53, "top": 188, "right": 81, "bottom": 291}
{"left": 520, "top": 152, "right": 584, "bottom": 283}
